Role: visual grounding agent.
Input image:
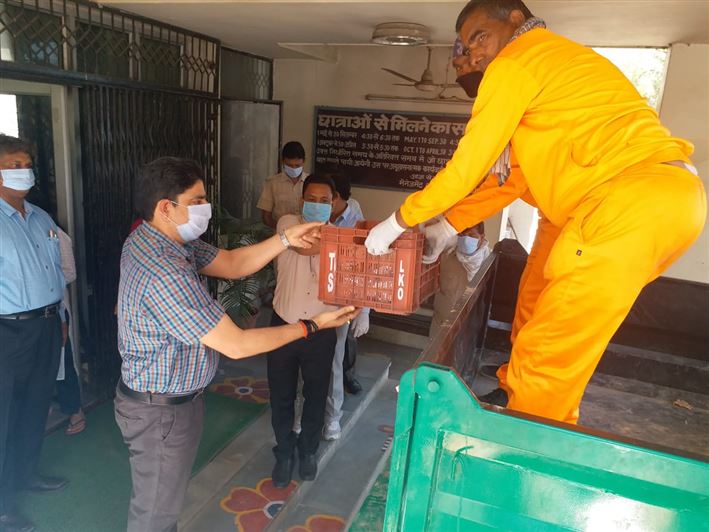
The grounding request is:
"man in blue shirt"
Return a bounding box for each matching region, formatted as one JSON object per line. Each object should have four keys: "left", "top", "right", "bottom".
{"left": 0, "top": 134, "right": 68, "bottom": 532}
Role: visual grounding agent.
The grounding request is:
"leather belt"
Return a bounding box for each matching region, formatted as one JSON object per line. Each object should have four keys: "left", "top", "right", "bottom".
{"left": 118, "top": 380, "right": 202, "bottom": 405}
{"left": 0, "top": 303, "right": 60, "bottom": 320}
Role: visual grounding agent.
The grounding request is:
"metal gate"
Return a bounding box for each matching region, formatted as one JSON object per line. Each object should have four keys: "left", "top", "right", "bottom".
{"left": 16, "top": 94, "right": 58, "bottom": 221}
{"left": 78, "top": 85, "right": 219, "bottom": 398}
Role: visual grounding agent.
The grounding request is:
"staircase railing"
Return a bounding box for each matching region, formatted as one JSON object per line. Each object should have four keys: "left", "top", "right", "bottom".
{"left": 416, "top": 251, "right": 498, "bottom": 384}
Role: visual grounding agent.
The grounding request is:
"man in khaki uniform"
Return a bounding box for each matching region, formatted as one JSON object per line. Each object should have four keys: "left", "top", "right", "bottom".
{"left": 257, "top": 141, "right": 308, "bottom": 229}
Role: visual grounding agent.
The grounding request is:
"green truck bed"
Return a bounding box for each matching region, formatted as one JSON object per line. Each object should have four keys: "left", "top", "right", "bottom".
{"left": 384, "top": 363, "right": 709, "bottom": 531}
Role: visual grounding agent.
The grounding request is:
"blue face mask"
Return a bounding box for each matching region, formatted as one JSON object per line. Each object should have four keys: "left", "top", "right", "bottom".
{"left": 1, "top": 168, "right": 35, "bottom": 191}
{"left": 284, "top": 165, "right": 303, "bottom": 179}
{"left": 302, "top": 201, "right": 332, "bottom": 223}
{"left": 457, "top": 236, "right": 479, "bottom": 255}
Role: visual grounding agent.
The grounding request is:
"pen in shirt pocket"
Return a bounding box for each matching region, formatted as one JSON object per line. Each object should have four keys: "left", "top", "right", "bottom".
{"left": 48, "top": 229, "right": 58, "bottom": 239}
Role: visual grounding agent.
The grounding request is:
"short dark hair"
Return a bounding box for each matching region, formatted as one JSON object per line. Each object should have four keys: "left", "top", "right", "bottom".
{"left": 282, "top": 141, "right": 305, "bottom": 160}
{"left": 321, "top": 166, "right": 351, "bottom": 200}
{"left": 302, "top": 173, "right": 336, "bottom": 198}
{"left": 455, "top": 0, "right": 533, "bottom": 32}
{"left": 0, "top": 134, "right": 34, "bottom": 159}
{"left": 134, "top": 157, "right": 204, "bottom": 221}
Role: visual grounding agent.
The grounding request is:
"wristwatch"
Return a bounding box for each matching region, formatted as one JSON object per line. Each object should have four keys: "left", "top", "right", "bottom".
{"left": 278, "top": 229, "right": 292, "bottom": 249}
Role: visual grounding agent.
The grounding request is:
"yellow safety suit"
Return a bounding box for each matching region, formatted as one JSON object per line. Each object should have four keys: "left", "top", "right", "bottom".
{"left": 402, "top": 28, "right": 707, "bottom": 423}
{"left": 445, "top": 164, "right": 561, "bottom": 401}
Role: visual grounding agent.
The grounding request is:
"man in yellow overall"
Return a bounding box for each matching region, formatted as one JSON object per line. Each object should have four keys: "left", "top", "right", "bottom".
{"left": 365, "top": 0, "right": 706, "bottom": 424}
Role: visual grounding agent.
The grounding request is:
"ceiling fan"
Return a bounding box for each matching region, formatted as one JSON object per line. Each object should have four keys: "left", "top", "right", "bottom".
{"left": 382, "top": 47, "right": 459, "bottom": 92}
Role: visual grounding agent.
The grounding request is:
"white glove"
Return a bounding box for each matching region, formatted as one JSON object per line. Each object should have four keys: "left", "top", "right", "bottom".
{"left": 350, "top": 311, "right": 370, "bottom": 338}
{"left": 422, "top": 218, "right": 459, "bottom": 264}
{"left": 365, "top": 213, "right": 406, "bottom": 255}
{"left": 456, "top": 243, "right": 491, "bottom": 281}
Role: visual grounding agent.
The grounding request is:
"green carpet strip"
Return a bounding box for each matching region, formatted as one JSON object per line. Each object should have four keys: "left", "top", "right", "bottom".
{"left": 20, "top": 392, "right": 266, "bottom": 532}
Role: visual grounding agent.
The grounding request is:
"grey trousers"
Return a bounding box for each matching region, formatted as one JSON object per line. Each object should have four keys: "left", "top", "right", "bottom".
{"left": 325, "top": 323, "right": 349, "bottom": 424}
{"left": 114, "top": 387, "right": 204, "bottom": 532}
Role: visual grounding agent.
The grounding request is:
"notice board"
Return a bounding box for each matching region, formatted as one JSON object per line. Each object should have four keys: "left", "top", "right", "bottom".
{"left": 313, "top": 106, "right": 469, "bottom": 191}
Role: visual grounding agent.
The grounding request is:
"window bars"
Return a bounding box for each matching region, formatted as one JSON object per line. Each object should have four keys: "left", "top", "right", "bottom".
{"left": 0, "top": 0, "right": 219, "bottom": 94}
{"left": 221, "top": 47, "right": 272, "bottom": 101}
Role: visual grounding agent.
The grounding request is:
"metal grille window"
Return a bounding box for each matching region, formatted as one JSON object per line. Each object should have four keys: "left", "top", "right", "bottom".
{"left": 221, "top": 47, "right": 272, "bottom": 101}
{"left": 75, "top": 22, "right": 130, "bottom": 79}
{"left": 0, "top": 0, "right": 218, "bottom": 94}
{"left": 2, "top": 5, "right": 62, "bottom": 67}
{"left": 140, "top": 37, "right": 180, "bottom": 87}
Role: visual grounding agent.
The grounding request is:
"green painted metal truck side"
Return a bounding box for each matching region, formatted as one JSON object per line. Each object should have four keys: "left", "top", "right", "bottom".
{"left": 384, "top": 363, "right": 709, "bottom": 531}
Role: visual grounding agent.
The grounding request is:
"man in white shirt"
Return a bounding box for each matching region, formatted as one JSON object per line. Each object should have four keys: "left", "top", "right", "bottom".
{"left": 268, "top": 173, "right": 351, "bottom": 487}
{"left": 257, "top": 141, "right": 308, "bottom": 229}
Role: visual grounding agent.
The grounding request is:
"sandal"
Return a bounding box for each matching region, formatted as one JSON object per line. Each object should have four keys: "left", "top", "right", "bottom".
{"left": 65, "top": 411, "right": 86, "bottom": 435}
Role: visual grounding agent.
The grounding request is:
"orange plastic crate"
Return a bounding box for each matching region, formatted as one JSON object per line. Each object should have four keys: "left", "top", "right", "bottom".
{"left": 319, "top": 221, "right": 440, "bottom": 315}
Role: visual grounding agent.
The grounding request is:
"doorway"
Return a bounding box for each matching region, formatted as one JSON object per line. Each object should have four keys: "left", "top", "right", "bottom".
{"left": 0, "top": 78, "right": 84, "bottom": 405}
{"left": 0, "top": 80, "right": 74, "bottom": 229}
{"left": 221, "top": 100, "right": 281, "bottom": 221}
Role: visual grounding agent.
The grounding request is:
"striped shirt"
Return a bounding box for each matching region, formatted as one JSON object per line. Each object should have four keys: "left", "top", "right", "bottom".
{"left": 117, "top": 222, "right": 225, "bottom": 393}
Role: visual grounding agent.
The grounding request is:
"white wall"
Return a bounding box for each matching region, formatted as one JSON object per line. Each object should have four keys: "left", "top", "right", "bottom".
{"left": 659, "top": 43, "right": 709, "bottom": 283}
{"left": 273, "top": 46, "right": 505, "bottom": 245}
{"left": 506, "top": 199, "right": 538, "bottom": 253}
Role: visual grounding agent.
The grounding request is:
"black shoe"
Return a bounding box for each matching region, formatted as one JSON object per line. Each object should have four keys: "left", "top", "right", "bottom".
{"left": 271, "top": 455, "right": 294, "bottom": 489}
{"left": 478, "top": 388, "right": 508, "bottom": 407}
{"left": 344, "top": 376, "right": 362, "bottom": 395}
{"left": 22, "top": 474, "right": 68, "bottom": 492}
{"left": 298, "top": 453, "right": 317, "bottom": 481}
{"left": 0, "top": 509, "right": 36, "bottom": 532}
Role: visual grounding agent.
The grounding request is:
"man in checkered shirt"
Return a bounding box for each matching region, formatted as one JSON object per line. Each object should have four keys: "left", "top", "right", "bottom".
{"left": 115, "top": 157, "right": 356, "bottom": 532}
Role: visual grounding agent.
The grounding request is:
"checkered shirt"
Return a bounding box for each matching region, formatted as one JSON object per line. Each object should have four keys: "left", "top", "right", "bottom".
{"left": 117, "top": 222, "right": 225, "bottom": 393}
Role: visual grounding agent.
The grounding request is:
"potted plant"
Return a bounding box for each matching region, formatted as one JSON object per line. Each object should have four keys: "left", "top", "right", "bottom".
{"left": 214, "top": 206, "right": 275, "bottom": 329}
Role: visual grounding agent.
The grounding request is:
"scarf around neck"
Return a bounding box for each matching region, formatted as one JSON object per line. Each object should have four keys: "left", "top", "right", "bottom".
{"left": 489, "top": 16, "right": 546, "bottom": 186}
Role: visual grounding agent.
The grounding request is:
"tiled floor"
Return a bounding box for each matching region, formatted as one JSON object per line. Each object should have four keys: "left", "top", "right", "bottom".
{"left": 179, "top": 337, "right": 419, "bottom": 532}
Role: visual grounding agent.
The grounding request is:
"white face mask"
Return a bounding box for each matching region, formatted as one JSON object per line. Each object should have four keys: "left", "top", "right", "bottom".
{"left": 1, "top": 168, "right": 35, "bottom": 191}
{"left": 283, "top": 165, "right": 303, "bottom": 179}
{"left": 168, "top": 201, "right": 212, "bottom": 242}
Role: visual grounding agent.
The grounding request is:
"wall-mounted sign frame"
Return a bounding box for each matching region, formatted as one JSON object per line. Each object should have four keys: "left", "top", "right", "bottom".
{"left": 313, "top": 106, "right": 469, "bottom": 191}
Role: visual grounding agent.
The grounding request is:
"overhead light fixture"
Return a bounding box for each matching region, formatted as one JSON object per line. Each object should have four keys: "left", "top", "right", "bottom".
{"left": 371, "top": 22, "right": 430, "bottom": 46}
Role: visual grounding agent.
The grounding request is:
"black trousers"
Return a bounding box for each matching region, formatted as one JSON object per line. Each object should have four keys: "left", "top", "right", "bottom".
{"left": 267, "top": 313, "right": 336, "bottom": 460}
{"left": 0, "top": 313, "right": 62, "bottom": 513}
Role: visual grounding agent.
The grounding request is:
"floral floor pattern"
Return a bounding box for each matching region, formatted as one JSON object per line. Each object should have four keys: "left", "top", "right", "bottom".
{"left": 220, "top": 478, "right": 297, "bottom": 531}
{"left": 210, "top": 376, "right": 270, "bottom": 404}
{"left": 220, "top": 477, "right": 346, "bottom": 532}
{"left": 287, "top": 514, "right": 346, "bottom": 532}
